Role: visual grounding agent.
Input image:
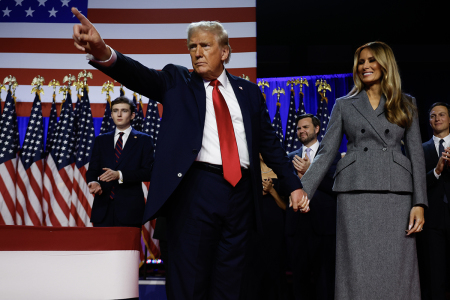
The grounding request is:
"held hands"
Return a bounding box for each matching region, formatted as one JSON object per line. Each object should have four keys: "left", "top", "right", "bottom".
{"left": 435, "top": 146, "right": 450, "bottom": 175}
{"left": 289, "top": 188, "right": 310, "bottom": 213}
{"left": 99, "top": 168, "right": 120, "bottom": 182}
{"left": 88, "top": 182, "right": 102, "bottom": 195}
{"left": 71, "top": 7, "right": 111, "bottom": 60}
{"left": 406, "top": 206, "right": 425, "bottom": 235}
{"left": 292, "top": 155, "right": 310, "bottom": 179}
{"left": 262, "top": 178, "right": 274, "bottom": 195}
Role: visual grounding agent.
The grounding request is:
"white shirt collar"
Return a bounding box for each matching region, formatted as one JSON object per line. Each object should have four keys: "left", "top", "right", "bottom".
{"left": 115, "top": 126, "right": 133, "bottom": 136}
{"left": 433, "top": 133, "right": 450, "bottom": 145}
{"left": 203, "top": 68, "right": 228, "bottom": 90}
{"left": 303, "top": 139, "right": 320, "bottom": 153}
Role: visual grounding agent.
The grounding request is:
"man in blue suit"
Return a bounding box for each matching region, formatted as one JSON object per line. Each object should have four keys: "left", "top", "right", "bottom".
{"left": 86, "top": 96, "right": 154, "bottom": 228}
{"left": 287, "top": 114, "right": 340, "bottom": 300}
{"left": 72, "top": 8, "right": 308, "bottom": 300}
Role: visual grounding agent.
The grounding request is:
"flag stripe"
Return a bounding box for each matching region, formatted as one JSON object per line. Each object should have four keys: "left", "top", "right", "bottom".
{"left": 88, "top": 7, "right": 256, "bottom": 23}
{"left": 0, "top": 160, "right": 17, "bottom": 225}
{"left": 0, "top": 22, "right": 256, "bottom": 39}
{"left": 0, "top": 37, "right": 256, "bottom": 54}
{"left": 88, "top": 0, "right": 255, "bottom": 9}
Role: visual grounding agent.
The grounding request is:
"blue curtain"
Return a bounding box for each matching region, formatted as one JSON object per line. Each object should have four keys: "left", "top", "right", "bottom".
{"left": 258, "top": 73, "right": 354, "bottom": 153}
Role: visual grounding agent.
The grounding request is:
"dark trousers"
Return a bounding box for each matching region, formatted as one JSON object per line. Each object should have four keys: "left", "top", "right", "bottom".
{"left": 417, "top": 206, "right": 450, "bottom": 300}
{"left": 92, "top": 200, "right": 142, "bottom": 229}
{"left": 166, "top": 167, "right": 252, "bottom": 300}
{"left": 290, "top": 220, "right": 336, "bottom": 300}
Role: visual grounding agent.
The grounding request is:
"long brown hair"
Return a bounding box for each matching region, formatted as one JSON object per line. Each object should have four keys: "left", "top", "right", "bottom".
{"left": 347, "top": 41, "right": 416, "bottom": 128}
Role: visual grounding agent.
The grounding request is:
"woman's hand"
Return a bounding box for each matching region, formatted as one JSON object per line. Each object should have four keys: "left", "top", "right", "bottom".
{"left": 406, "top": 206, "right": 425, "bottom": 235}
{"left": 262, "top": 178, "right": 274, "bottom": 194}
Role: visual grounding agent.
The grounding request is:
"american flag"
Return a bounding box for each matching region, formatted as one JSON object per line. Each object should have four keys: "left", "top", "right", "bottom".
{"left": 45, "top": 92, "right": 58, "bottom": 155}
{"left": 143, "top": 98, "right": 161, "bottom": 147}
{"left": 42, "top": 86, "right": 75, "bottom": 226}
{"left": 15, "top": 92, "right": 45, "bottom": 226}
{"left": 284, "top": 86, "right": 300, "bottom": 153}
{"left": 272, "top": 99, "right": 284, "bottom": 145}
{"left": 99, "top": 96, "right": 114, "bottom": 134}
{"left": 316, "top": 97, "right": 329, "bottom": 142}
{"left": 131, "top": 93, "right": 144, "bottom": 132}
{"left": 0, "top": 89, "right": 19, "bottom": 225}
{"left": 71, "top": 87, "right": 94, "bottom": 227}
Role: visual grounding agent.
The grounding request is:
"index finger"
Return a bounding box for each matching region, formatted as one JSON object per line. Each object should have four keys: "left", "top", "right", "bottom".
{"left": 71, "top": 7, "right": 91, "bottom": 26}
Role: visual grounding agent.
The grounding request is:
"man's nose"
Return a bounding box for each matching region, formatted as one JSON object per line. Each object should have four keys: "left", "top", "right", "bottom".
{"left": 195, "top": 46, "right": 202, "bottom": 57}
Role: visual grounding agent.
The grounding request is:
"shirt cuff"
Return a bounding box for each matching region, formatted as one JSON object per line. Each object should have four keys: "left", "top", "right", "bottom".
{"left": 86, "top": 45, "right": 117, "bottom": 67}
{"left": 434, "top": 168, "right": 441, "bottom": 179}
{"left": 118, "top": 171, "right": 123, "bottom": 184}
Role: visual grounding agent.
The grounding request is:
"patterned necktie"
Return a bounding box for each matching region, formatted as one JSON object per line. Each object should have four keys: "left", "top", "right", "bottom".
{"left": 439, "top": 139, "right": 448, "bottom": 203}
{"left": 305, "top": 147, "right": 312, "bottom": 161}
{"left": 210, "top": 79, "right": 241, "bottom": 187}
{"left": 110, "top": 132, "right": 125, "bottom": 200}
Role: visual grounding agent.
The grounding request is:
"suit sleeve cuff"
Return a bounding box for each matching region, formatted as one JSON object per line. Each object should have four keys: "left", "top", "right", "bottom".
{"left": 86, "top": 45, "right": 117, "bottom": 67}
{"left": 434, "top": 168, "right": 441, "bottom": 179}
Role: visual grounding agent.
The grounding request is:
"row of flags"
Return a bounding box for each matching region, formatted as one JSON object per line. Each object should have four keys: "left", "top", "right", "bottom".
{"left": 0, "top": 77, "right": 161, "bottom": 261}
{"left": 260, "top": 78, "right": 331, "bottom": 153}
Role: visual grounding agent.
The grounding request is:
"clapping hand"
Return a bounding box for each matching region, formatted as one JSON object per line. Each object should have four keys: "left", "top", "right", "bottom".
{"left": 292, "top": 155, "right": 311, "bottom": 178}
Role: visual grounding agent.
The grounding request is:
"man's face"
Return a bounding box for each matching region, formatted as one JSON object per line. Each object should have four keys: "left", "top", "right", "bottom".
{"left": 111, "top": 103, "right": 135, "bottom": 130}
{"left": 188, "top": 29, "right": 229, "bottom": 81}
{"left": 297, "top": 117, "right": 319, "bottom": 147}
{"left": 430, "top": 105, "right": 450, "bottom": 136}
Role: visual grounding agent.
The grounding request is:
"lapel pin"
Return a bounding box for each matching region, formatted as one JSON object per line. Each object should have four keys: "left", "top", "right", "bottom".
{"left": 239, "top": 86, "right": 243, "bottom": 90}
{"left": 134, "top": 136, "right": 137, "bottom": 139}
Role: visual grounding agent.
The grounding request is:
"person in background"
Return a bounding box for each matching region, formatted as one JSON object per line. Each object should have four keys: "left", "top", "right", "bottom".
{"left": 87, "top": 96, "right": 154, "bottom": 228}
{"left": 293, "top": 41, "right": 427, "bottom": 299}
{"left": 287, "top": 114, "right": 340, "bottom": 300}
{"left": 417, "top": 102, "right": 450, "bottom": 300}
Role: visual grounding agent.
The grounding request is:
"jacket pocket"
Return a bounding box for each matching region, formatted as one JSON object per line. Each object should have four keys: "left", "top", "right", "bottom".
{"left": 333, "top": 151, "right": 357, "bottom": 178}
{"left": 392, "top": 151, "right": 412, "bottom": 174}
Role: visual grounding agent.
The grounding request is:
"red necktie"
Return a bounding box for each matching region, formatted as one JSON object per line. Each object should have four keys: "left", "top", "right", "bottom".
{"left": 210, "top": 79, "right": 242, "bottom": 187}
{"left": 110, "top": 132, "right": 124, "bottom": 200}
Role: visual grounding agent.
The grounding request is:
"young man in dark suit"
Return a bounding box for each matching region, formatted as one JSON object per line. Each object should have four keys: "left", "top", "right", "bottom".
{"left": 287, "top": 114, "right": 340, "bottom": 300}
{"left": 72, "top": 9, "right": 307, "bottom": 299}
{"left": 86, "top": 96, "right": 154, "bottom": 228}
{"left": 418, "top": 102, "right": 450, "bottom": 300}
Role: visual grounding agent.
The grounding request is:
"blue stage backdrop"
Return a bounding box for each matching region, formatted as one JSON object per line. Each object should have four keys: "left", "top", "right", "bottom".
{"left": 15, "top": 73, "right": 354, "bottom": 154}
{"left": 258, "top": 73, "right": 354, "bottom": 153}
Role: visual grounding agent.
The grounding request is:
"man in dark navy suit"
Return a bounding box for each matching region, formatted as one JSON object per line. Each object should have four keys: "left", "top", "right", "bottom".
{"left": 72, "top": 8, "right": 308, "bottom": 300}
{"left": 86, "top": 96, "right": 154, "bottom": 228}
{"left": 287, "top": 114, "right": 340, "bottom": 300}
{"left": 417, "top": 102, "right": 450, "bottom": 300}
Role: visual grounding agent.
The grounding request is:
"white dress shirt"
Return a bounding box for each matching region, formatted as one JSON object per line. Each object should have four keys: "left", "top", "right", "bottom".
{"left": 433, "top": 134, "right": 450, "bottom": 178}
{"left": 196, "top": 69, "right": 249, "bottom": 168}
{"left": 302, "top": 140, "right": 320, "bottom": 161}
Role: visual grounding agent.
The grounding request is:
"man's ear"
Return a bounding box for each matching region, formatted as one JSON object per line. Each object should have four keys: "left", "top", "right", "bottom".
{"left": 131, "top": 112, "right": 136, "bottom": 120}
{"left": 221, "top": 46, "right": 230, "bottom": 62}
{"left": 315, "top": 125, "right": 320, "bottom": 135}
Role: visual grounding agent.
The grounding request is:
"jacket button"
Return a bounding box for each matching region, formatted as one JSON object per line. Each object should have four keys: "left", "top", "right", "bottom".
{"left": 177, "top": 173, "right": 182, "bottom": 177}
{"left": 385, "top": 129, "right": 389, "bottom": 134}
{"left": 382, "top": 148, "right": 387, "bottom": 151}
{"left": 361, "top": 129, "right": 365, "bottom": 133}
{"left": 192, "top": 149, "right": 198, "bottom": 154}
{"left": 364, "top": 147, "right": 368, "bottom": 151}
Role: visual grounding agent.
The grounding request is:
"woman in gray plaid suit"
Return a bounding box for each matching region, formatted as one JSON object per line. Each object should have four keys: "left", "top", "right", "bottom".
{"left": 297, "top": 42, "right": 428, "bottom": 299}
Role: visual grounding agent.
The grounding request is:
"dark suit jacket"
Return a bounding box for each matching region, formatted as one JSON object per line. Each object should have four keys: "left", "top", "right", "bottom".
{"left": 286, "top": 147, "right": 340, "bottom": 236}
{"left": 422, "top": 138, "right": 450, "bottom": 228}
{"left": 86, "top": 128, "right": 154, "bottom": 225}
{"left": 91, "top": 52, "right": 302, "bottom": 229}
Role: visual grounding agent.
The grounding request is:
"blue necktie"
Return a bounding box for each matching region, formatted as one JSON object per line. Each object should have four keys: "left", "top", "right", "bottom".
{"left": 439, "top": 139, "right": 448, "bottom": 203}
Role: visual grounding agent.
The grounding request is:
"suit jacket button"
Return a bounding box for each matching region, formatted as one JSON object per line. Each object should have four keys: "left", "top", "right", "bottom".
{"left": 361, "top": 129, "right": 365, "bottom": 133}
{"left": 385, "top": 129, "right": 389, "bottom": 134}
{"left": 364, "top": 147, "right": 368, "bottom": 151}
{"left": 177, "top": 173, "right": 182, "bottom": 177}
{"left": 192, "top": 149, "right": 198, "bottom": 154}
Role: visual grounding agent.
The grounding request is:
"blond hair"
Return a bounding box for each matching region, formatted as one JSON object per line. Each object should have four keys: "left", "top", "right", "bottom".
{"left": 348, "top": 41, "right": 416, "bottom": 128}
{"left": 186, "top": 21, "right": 232, "bottom": 64}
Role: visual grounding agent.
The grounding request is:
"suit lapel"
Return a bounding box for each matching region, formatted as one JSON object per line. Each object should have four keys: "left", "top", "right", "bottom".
{"left": 188, "top": 71, "right": 207, "bottom": 128}
{"left": 352, "top": 91, "right": 388, "bottom": 144}
{"left": 105, "top": 132, "right": 115, "bottom": 167}
{"left": 227, "top": 71, "right": 253, "bottom": 160}
{"left": 424, "top": 138, "right": 439, "bottom": 163}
